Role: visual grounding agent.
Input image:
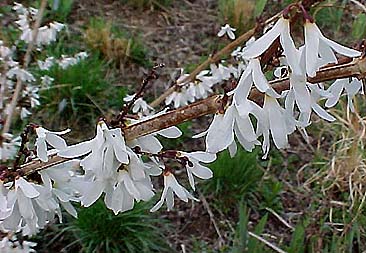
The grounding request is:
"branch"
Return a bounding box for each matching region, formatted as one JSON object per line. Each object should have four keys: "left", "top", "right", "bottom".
{"left": 2, "top": 0, "right": 48, "bottom": 135}
{"left": 149, "top": 0, "right": 324, "bottom": 108}
{"left": 13, "top": 56, "right": 366, "bottom": 182}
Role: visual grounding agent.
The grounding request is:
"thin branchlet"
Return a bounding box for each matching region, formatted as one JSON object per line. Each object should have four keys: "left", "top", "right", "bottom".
{"left": 132, "top": 146, "right": 191, "bottom": 170}
{"left": 111, "top": 64, "right": 165, "bottom": 127}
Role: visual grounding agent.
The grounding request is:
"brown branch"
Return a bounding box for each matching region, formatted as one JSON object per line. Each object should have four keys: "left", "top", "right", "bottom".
{"left": 9, "top": 56, "right": 366, "bottom": 182}
{"left": 2, "top": 0, "right": 48, "bottom": 135}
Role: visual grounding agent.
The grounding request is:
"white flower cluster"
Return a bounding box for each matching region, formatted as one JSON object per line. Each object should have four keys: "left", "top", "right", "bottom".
{"left": 37, "top": 52, "right": 89, "bottom": 71}
{"left": 0, "top": 39, "right": 40, "bottom": 155}
{"left": 0, "top": 115, "right": 216, "bottom": 236}
{"left": 0, "top": 3, "right": 90, "bottom": 164}
{"left": 197, "top": 16, "right": 363, "bottom": 158}
{"left": 0, "top": 236, "right": 36, "bottom": 253}
{"left": 13, "top": 2, "right": 65, "bottom": 47}
{"left": 0, "top": 159, "right": 80, "bottom": 235}
{"left": 165, "top": 63, "right": 245, "bottom": 108}
{"left": 123, "top": 94, "right": 153, "bottom": 115}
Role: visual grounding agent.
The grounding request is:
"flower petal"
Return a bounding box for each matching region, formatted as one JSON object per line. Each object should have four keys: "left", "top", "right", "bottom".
{"left": 16, "top": 177, "right": 39, "bottom": 198}
{"left": 242, "top": 17, "right": 285, "bottom": 59}
{"left": 304, "top": 22, "right": 320, "bottom": 77}
{"left": 157, "top": 126, "right": 182, "bottom": 138}
{"left": 59, "top": 140, "right": 93, "bottom": 158}
{"left": 188, "top": 151, "right": 216, "bottom": 163}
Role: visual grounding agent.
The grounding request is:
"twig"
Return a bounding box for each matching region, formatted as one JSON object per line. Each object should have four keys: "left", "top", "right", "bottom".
{"left": 265, "top": 207, "right": 294, "bottom": 231}
{"left": 4, "top": 56, "right": 366, "bottom": 182}
{"left": 112, "top": 64, "right": 164, "bottom": 127}
{"left": 248, "top": 231, "right": 288, "bottom": 253}
{"left": 198, "top": 190, "right": 225, "bottom": 247}
{"left": 2, "top": 0, "right": 48, "bottom": 135}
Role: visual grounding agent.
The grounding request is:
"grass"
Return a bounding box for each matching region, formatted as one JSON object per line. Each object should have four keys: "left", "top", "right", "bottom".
{"left": 69, "top": 201, "right": 172, "bottom": 253}
{"left": 31, "top": 0, "right": 74, "bottom": 22}
{"left": 85, "top": 18, "right": 151, "bottom": 68}
{"left": 203, "top": 147, "right": 283, "bottom": 213}
{"left": 218, "top": 0, "right": 255, "bottom": 35}
{"left": 32, "top": 201, "right": 172, "bottom": 253}
{"left": 227, "top": 203, "right": 366, "bottom": 253}
{"left": 36, "top": 53, "right": 127, "bottom": 134}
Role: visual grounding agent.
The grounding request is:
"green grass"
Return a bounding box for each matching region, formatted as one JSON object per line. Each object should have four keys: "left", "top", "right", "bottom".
{"left": 32, "top": 0, "right": 74, "bottom": 22}
{"left": 203, "top": 147, "right": 283, "bottom": 212}
{"left": 36, "top": 53, "right": 126, "bottom": 131}
{"left": 66, "top": 201, "right": 172, "bottom": 253}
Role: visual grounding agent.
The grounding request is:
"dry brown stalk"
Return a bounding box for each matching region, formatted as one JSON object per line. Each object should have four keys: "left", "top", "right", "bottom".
{"left": 13, "top": 56, "right": 366, "bottom": 181}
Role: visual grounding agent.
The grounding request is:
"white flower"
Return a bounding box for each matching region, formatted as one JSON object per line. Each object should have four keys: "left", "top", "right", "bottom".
{"left": 195, "top": 100, "right": 259, "bottom": 155}
{"left": 126, "top": 111, "right": 182, "bottom": 153}
{"left": 20, "top": 107, "right": 31, "bottom": 119}
{"left": 37, "top": 57, "right": 55, "bottom": 70}
{"left": 75, "top": 52, "right": 88, "bottom": 60}
{"left": 257, "top": 95, "right": 296, "bottom": 158}
{"left": 129, "top": 125, "right": 182, "bottom": 154}
{"left": 59, "top": 121, "right": 129, "bottom": 176}
{"left": 246, "top": 58, "right": 280, "bottom": 97}
{"left": 41, "top": 75, "right": 54, "bottom": 87}
{"left": 0, "top": 174, "right": 72, "bottom": 235}
{"left": 187, "top": 81, "right": 212, "bottom": 100}
{"left": 6, "top": 66, "right": 35, "bottom": 82}
{"left": 0, "top": 236, "right": 36, "bottom": 253}
{"left": 217, "top": 24, "right": 236, "bottom": 40}
{"left": 165, "top": 89, "right": 193, "bottom": 108}
{"left": 304, "top": 21, "right": 361, "bottom": 77}
{"left": 0, "top": 182, "right": 9, "bottom": 213}
{"left": 35, "top": 126, "right": 70, "bottom": 162}
{"left": 68, "top": 147, "right": 153, "bottom": 210}
{"left": 150, "top": 172, "right": 198, "bottom": 212}
{"left": 325, "top": 78, "right": 363, "bottom": 112}
{"left": 40, "top": 161, "right": 81, "bottom": 219}
{"left": 242, "top": 17, "right": 300, "bottom": 75}
{"left": 307, "top": 84, "right": 336, "bottom": 122}
{"left": 105, "top": 169, "right": 154, "bottom": 214}
{"left": 123, "top": 94, "right": 153, "bottom": 114}
{"left": 51, "top": 21, "right": 64, "bottom": 30}
{"left": 0, "top": 134, "right": 21, "bottom": 160}
{"left": 1, "top": 177, "right": 40, "bottom": 235}
{"left": 22, "top": 86, "right": 40, "bottom": 108}
{"left": 210, "top": 63, "right": 233, "bottom": 82}
{"left": 178, "top": 151, "right": 215, "bottom": 190}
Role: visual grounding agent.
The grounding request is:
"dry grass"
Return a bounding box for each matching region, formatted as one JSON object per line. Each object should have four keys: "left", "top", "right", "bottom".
{"left": 84, "top": 20, "right": 133, "bottom": 66}
{"left": 219, "top": 0, "right": 255, "bottom": 33}
{"left": 306, "top": 97, "right": 366, "bottom": 223}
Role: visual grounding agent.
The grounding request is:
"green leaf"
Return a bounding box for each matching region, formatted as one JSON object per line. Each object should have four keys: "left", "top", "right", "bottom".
{"left": 288, "top": 223, "right": 305, "bottom": 253}
{"left": 248, "top": 214, "right": 268, "bottom": 252}
{"left": 231, "top": 203, "right": 249, "bottom": 253}
{"left": 352, "top": 13, "right": 366, "bottom": 39}
{"left": 254, "top": 0, "right": 267, "bottom": 17}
